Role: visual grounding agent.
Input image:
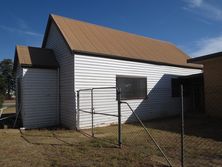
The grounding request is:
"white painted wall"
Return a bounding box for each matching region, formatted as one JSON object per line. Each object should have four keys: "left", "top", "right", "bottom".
{"left": 75, "top": 54, "right": 202, "bottom": 128}
{"left": 45, "top": 23, "right": 76, "bottom": 129}
{"left": 21, "top": 68, "right": 58, "bottom": 128}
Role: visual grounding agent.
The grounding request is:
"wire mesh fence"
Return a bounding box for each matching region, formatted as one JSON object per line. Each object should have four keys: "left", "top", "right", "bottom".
{"left": 76, "top": 86, "right": 222, "bottom": 167}
{"left": 183, "top": 115, "right": 222, "bottom": 166}
{"left": 182, "top": 86, "right": 222, "bottom": 167}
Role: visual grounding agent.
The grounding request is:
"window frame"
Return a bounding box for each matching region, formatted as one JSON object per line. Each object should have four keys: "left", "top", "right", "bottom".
{"left": 116, "top": 75, "right": 147, "bottom": 100}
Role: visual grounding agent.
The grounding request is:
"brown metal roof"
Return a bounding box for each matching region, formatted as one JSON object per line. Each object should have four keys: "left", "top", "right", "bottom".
{"left": 42, "top": 14, "right": 201, "bottom": 69}
{"left": 14, "top": 46, "right": 58, "bottom": 69}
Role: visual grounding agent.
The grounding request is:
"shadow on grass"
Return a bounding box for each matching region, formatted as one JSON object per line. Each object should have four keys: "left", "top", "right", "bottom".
{"left": 78, "top": 129, "right": 121, "bottom": 148}
{"left": 19, "top": 128, "right": 119, "bottom": 149}
{"left": 19, "top": 129, "right": 75, "bottom": 146}
{"left": 128, "top": 114, "right": 222, "bottom": 142}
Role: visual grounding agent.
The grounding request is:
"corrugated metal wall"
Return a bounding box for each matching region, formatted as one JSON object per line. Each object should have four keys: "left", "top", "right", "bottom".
{"left": 45, "top": 23, "right": 76, "bottom": 129}
{"left": 75, "top": 54, "right": 202, "bottom": 128}
{"left": 22, "top": 68, "right": 58, "bottom": 128}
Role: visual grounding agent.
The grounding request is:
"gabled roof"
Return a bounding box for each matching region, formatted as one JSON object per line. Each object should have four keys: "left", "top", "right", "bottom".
{"left": 14, "top": 46, "right": 58, "bottom": 70}
{"left": 42, "top": 14, "right": 202, "bottom": 69}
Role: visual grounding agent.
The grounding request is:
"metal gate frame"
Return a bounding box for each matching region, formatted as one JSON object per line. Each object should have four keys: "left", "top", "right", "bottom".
{"left": 76, "top": 86, "right": 173, "bottom": 166}
{"left": 76, "top": 87, "right": 122, "bottom": 148}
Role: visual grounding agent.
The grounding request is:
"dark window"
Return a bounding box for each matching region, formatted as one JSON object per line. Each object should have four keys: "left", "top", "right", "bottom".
{"left": 171, "top": 78, "right": 181, "bottom": 97}
{"left": 171, "top": 78, "right": 190, "bottom": 97}
{"left": 116, "top": 76, "right": 147, "bottom": 100}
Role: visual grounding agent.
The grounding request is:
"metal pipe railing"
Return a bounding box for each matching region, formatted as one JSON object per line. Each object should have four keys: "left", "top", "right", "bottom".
{"left": 0, "top": 114, "right": 16, "bottom": 121}
{"left": 92, "top": 87, "right": 116, "bottom": 90}
{"left": 93, "top": 112, "right": 118, "bottom": 117}
{"left": 91, "top": 89, "right": 94, "bottom": 137}
{"left": 181, "top": 84, "right": 184, "bottom": 167}
{"left": 76, "top": 91, "right": 80, "bottom": 130}
{"left": 77, "top": 87, "right": 121, "bottom": 147}
{"left": 79, "top": 109, "right": 92, "bottom": 114}
{"left": 117, "top": 88, "right": 122, "bottom": 148}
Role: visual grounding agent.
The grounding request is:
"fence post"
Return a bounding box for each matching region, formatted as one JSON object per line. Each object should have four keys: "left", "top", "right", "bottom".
{"left": 181, "top": 84, "right": 184, "bottom": 167}
{"left": 91, "top": 89, "right": 94, "bottom": 137}
{"left": 77, "top": 91, "right": 80, "bottom": 130}
{"left": 117, "top": 88, "right": 122, "bottom": 148}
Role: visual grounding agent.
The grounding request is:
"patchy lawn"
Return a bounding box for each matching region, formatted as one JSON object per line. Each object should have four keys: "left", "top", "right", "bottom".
{"left": 0, "top": 115, "right": 222, "bottom": 167}
{"left": 0, "top": 129, "right": 163, "bottom": 167}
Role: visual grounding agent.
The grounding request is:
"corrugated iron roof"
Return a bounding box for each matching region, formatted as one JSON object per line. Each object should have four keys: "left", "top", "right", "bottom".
{"left": 42, "top": 14, "right": 201, "bottom": 69}
{"left": 14, "top": 46, "right": 58, "bottom": 69}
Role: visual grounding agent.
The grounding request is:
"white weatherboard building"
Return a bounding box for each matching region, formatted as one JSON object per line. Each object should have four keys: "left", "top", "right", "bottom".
{"left": 14, "top": 14, "right": 202, "bottom": 129}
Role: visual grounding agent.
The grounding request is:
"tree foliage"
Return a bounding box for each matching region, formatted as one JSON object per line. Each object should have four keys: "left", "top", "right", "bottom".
{"left": 0, "top": 59, "right": 15, "bottom": 99}
{"left": 0, "top": 75, "right": 5, "bottom": 108}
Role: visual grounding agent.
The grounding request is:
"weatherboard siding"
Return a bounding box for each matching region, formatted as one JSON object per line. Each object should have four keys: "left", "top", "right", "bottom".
{"left": 75, "top": 54, "right": 202, "bottom": 128}
{"left": 16, "top": 65, "right": 23, "bottom": 78}
{"left": 22, "top": 68, "right": 58, "bottom": 128}
{"left": 45, "top": 22, "right": 75, "bottom": 129}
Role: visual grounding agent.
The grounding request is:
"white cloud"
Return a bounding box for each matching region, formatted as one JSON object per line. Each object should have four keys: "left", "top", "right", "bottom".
{"left": 8, "top": 13, "right": 30, "bottom": 30}
{"left": 191, "top": 35, "right": 222, "bottom": 57}
{"left": 0, "top": 25, "right": 42, "bottom": 37}
{"left": 0, "top": 14, "right": 42, "bottom": 38}
{"left": 16, "top": 17, "right": 30, "bottom": 30}
{"left": 187, "top": 0, "right": 203, "bottom": 7}
{"left": 184, "top": 0, "right": 222, "bottom": 21}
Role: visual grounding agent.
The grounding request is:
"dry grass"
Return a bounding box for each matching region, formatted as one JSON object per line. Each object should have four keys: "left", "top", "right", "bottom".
{"left": 79, "top": 115, "right": 222, "bottom": 167}
{"left": 2, "top": 99, "right": 16, "bottom": 114}
{"left": 3, "top": 106, "right": 15, "bottom": 114}
{"left": 0, "top": 115, "right": 222, "bottom": 167}
{"left": 0, "top": 129, "right": 163, "bottom": 167}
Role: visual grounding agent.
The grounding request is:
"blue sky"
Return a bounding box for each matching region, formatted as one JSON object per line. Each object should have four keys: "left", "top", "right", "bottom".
{"left": 0, "top": 0, "right": 222, "bottom": 61}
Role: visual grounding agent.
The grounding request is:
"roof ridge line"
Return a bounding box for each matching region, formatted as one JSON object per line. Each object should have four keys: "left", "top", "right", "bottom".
{"left": 50, "top": 14, "right": 173, "bottom": 46}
